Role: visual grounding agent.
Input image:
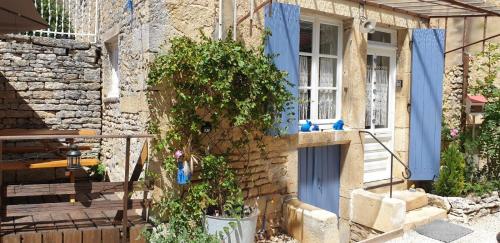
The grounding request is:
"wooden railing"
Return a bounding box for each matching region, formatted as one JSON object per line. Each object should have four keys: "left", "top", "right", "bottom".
{"left": 0, "top": 132, "right": 153, "bottom": 243}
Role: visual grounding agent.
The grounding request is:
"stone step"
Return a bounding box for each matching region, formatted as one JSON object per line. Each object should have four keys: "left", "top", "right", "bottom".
{"left": 391, "top": 190, "right": 428, "bottom": 211}
{"left": 403, "top": 206, "right": 448, "bottom": 231}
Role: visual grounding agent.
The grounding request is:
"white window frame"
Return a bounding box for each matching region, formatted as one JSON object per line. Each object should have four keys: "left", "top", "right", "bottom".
{"left": 299, "top": 15, "right": 343, "bottom": 127}
{"left": 367, "top": 27, "right": 397, "bottom": 49}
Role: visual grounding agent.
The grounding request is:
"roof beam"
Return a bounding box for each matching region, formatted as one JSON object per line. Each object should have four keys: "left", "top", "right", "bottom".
{"left": 428, "top": 13, "right": 488, "bottom": 18}
{"left": 351, "top": 0, "right": 430, "bottom": 19}
{"left": 440, "top": 0, "right": 500, "bottom": 16}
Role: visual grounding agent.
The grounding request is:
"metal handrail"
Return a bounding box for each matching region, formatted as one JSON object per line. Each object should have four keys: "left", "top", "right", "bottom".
{"left": 359, "top": 130, "right": 411, "bottom": 197}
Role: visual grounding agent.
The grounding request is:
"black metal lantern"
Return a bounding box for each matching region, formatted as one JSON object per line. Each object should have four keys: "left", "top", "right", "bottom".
{"left": 67, "top": 144, "right": 82, "bottom": 170}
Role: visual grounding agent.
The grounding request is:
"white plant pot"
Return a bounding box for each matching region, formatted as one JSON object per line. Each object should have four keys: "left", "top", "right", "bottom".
{"left": 205, "top": 209, "right": 259, "bottom": 243}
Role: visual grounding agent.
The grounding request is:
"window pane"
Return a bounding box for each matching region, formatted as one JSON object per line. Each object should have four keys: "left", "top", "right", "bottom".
{"left": 319, "top": 57, "right": 337, "bottom": 87}
{"left": 319, "top": 24, "right": 338, "bottom": 55}
{"left": 300, "top": 21, "right": 313, "bottom": 53}
{"left": 299, "top": 56, "right": 312, "bottom": 87}
{"left": 318, "top": 90, "right": 336, "bottom": 119}
{"left": 368, "top": 31, "right": 391, "bottom": 44}
{"left": 365, "top": 55, "right": 390, "bottom": 129}
{"left": 299, "top": 89, "right": 311, "bottom": 120}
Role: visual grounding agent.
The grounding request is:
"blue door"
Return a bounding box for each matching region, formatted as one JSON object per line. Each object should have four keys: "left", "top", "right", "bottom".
{"left": 298, "top": 145, "right": 340, "bottom": 214}
{"left": 409, "top": 29, "right": 445, "bottom": 181}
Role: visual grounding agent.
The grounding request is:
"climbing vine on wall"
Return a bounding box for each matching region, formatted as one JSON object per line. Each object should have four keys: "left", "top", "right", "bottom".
{"left": 145, "top": 32, "right": 294, "bottom": 241}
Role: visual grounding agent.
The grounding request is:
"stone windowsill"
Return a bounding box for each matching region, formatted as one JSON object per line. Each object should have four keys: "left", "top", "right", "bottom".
{"left": 103, "top": 96, "right": 120, "bottom": 104}
{"left": 298, "top": 129, "right": 353, "bottom": 148}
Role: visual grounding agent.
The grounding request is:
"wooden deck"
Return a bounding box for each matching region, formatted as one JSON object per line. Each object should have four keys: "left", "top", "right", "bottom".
{"left": 0, "top": 132, "right": 154, "bottom": 243}
{"left": 0, "top": 193, "right": 149, "bottom": 243}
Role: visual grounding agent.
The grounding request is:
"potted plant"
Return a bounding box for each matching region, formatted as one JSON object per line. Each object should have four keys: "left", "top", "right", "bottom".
{"left": 201, "top": 155, "right": 258, "bottom": 243}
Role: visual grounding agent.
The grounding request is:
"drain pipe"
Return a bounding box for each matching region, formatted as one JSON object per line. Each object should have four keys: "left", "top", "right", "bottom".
{"left": 233, "top": 0, "right": 237, "bottom": 40}
{"left": 218, "top": 0, "right": 223, "bottom": 39}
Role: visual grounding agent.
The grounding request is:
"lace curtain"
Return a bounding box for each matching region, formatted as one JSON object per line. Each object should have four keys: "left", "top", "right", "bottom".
{"left": 366, "top": 65, "right": 389, "bottom": 128}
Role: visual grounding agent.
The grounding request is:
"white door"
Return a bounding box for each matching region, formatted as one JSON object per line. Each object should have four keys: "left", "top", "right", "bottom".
{"left": 364, "top": 47, "right": 396, "bottom": 182}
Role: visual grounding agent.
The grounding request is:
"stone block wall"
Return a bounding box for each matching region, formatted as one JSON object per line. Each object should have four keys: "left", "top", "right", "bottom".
{"left": 0, "top": 34, "right": 101, "bottom": 134}
{"left": 0, "top": 34, "right": 102, "bottom": 181}
{"left": 442, "top": 66, "right": 464, "bottom": 129}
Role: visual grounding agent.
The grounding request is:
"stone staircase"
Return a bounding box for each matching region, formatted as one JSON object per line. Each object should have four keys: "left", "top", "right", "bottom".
{"left": 390, "top": 190, "right": 448, "bottom": 231}
{"left": 351, "top": 189, "right": 449, "bottom": 243}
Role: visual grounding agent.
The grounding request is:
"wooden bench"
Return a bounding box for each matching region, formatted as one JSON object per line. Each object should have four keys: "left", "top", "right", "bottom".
{"left": 0, "top": 129, "right": 100, "bottom": 170}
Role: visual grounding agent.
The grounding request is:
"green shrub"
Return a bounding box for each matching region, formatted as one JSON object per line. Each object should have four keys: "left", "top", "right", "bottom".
{"left": 464, "top": 180, "right": 500, "bottom": 196}
{"left": 469, "top": 43, "right": 500, "bottom": 181}
{"left": 434, "top": 143, "right": 465, "bottom": 196}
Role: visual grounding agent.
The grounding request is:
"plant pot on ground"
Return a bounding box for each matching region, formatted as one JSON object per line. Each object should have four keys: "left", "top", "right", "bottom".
{"left": 205, "top": 207, "right": 259, "bottom": 243}
{"left": 200, "top": 155, "right": 258, "bottom": 243}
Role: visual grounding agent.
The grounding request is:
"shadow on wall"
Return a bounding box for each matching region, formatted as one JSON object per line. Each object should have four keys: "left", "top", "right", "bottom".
{"left": 0, "top": 35, "right": 103, "bottom": 184}
{"left": 0, "top": 73, "right": 73, "bottom": 184}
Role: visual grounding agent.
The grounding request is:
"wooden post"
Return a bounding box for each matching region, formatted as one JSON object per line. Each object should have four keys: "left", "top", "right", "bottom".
{"left": 122, "top": 136, "right": 131, "bottom": 243}
{"left": 0, "top": 140, "right": 3, "bottom": 242}
{"left": 461, "top": 17, "right": 469, "bottom": 133}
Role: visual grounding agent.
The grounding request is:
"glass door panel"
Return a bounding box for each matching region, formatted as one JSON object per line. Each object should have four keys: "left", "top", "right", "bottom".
{"left": 365, "top": 55, "right": 390, "bottom": 130}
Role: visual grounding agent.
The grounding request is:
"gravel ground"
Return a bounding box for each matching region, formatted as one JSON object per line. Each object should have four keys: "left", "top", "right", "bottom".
{"left": 387, "top": 213, "right": 500, "bottom": 243}
{"left": 257, "top": 233, "right": 298, "bottom": 243}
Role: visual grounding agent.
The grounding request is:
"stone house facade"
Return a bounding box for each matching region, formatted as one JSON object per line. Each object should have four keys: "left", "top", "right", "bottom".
{"left": 1, "top": 0, "right": 471, "bottom": 242}
{"left": 91, "top": 0, "right": 435, "bottom": 242}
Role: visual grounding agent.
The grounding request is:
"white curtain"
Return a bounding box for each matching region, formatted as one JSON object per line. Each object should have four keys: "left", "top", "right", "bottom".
{"left": 366, "top": 65, "right": 389, "bottom": 128}
{"left": 299, "top": 56, "right": 309, "bottom": 87}
{"left": 299, "top": 56, "right": 310, "bottom": 120}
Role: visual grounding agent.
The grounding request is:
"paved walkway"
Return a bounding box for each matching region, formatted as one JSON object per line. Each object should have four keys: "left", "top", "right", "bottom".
{"left": 387, "top": 213, "right": 500, "bottom": 243}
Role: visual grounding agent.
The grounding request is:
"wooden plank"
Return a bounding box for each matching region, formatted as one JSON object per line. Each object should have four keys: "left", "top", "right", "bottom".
{"left": 2, "top": 145, "right": 92, "bottom": 154}
{"left": 6, "top": 182, "right": 148, "bottom": 197}
{"left": 13, "top": 215, "right": 35, "bottom": 234}
{"left": 1, "top": 234, "right": 20, "bottom": 243}
{"left": 62, "top": 230, "right": 81, "bottom": 243}
{"left": 101, "top": 227, "right": 120, "bottom": 243}
{"left": 0, "top": 159, "right": 99, "bottom": 170}
{"left": 5, "top": 199, "right": 149, "bottom": 217}
{"left": 0, "top": 129, "right": 97, "bottom": 136}
{"left": 129, "top": 142, "right": 148, "bottom": 183}
{"left": 50, "top": 213, "right": 75, "bottom": 231}
{"left": 129, "top": 225, "right": 146, "bottom": 243}
{"left": 1, "top": 217, "right": 16, "bottom": 236}
{"left": 68, "top": 211, "right": 94, "bottom": 230}
{"left": 19, "top": 232, "right": 42, "bottom": 243}
{"left": 82, "top": 229, "right": 101, "bottom": 243}
{"left": 32, "top": 213, "right": 56, "bottom": 232}
{"left": 41, "top": 231, "right": 63, "bottom": 243}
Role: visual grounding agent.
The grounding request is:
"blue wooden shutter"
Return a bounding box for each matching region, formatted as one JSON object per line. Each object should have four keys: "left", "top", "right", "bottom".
{"left": 409, "top": 29, "right": 445, "bottom": 181}
{"left": 298, "top": 145, "right": 340, "bottom": 214}
{"left": 264, "top": 3, "right": 300, "bottom": 135}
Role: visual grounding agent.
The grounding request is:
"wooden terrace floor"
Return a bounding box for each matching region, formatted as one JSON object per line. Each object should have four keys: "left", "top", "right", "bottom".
{"left": 0, "top": 193, "right": 148, "bottom": 243}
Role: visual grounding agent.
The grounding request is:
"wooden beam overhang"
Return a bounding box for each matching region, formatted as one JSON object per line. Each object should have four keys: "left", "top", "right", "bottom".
{"left": 440, "top": 0, "right": 500, "bottom": 17}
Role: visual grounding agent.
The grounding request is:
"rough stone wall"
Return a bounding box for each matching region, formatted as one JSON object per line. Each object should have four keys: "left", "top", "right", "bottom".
{"left": 0, "top": 35, "right": 101, "bottom": 138}
{"left": 442, "top": 66, "right": 464, "bottom": 129}
{"left": 96, "top": 0, "right": 427, "bottom": 239}
{"left": 428, "top": 192, "right": 500, "bottom": 223}
{"left": 98, "top": 0, "right": 155, "bottom": 182}
{"left": 0, "top": 34, "right": 102, "bottom": 182}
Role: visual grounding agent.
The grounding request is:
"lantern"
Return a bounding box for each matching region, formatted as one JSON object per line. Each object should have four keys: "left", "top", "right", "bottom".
{"left": 66, "top": 144, "right": 82, "bottom": 170}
